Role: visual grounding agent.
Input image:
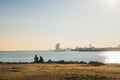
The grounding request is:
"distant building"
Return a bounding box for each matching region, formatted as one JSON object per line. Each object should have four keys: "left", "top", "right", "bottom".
{"left": 89, "top": 44, "right": 92, "bottom": 48}
{"left": 54, "top": 43, "right": 65, "bottom": 52}
{"left": 118, "top": 45, "right": 120, "bottom": 48}
{"left": 89, "top": 44, "right": 94, "bottom": 48}
{"left": 56, "top": 43, "right": 61, "bottom": 50}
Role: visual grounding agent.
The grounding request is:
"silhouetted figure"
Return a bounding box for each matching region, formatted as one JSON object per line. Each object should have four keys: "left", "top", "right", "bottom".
{"left": 34, "top": 55, "right": 38, "bottom": 63}
{"left": 39, "top": 56, "right": 44, "bottom": 63}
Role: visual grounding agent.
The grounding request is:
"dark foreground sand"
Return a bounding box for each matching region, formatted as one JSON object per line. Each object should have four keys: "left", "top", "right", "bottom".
{"left": 0, "top": 64, "right": 120, "bottom": 80}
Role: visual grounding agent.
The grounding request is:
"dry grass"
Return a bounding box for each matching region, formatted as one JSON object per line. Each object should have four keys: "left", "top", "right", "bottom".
{"left": 0, "top": 64, "right": 120, "bottom": 80}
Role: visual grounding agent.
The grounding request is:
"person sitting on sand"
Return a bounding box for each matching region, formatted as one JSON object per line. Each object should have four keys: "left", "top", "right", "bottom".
{"left": 34, "top": 55, "right": 38, "bottom": 63}
{"left": 39, "top": 56, "right": 44, "bottom": 63}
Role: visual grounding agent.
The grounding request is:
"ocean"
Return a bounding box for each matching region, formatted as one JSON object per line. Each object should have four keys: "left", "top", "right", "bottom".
{"left": 0, "top": 51, "right": 120, "bottom": 63}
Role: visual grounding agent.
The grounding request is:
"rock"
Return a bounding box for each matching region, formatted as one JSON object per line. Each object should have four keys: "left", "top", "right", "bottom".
{"left": 79, "top": 61, "right": 87, "bottom": 64}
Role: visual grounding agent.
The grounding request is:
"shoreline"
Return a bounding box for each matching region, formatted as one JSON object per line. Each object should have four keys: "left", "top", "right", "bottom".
{"left": 0, "top": 60, "right": 107, "bottom": 66}
{"left": 1, "top": 60, "right": 120, "bottom": 65}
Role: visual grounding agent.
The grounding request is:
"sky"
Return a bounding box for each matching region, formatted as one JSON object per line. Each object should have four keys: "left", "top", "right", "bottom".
{"left": 0, "top": 0, "right": 120, "bottom": 50}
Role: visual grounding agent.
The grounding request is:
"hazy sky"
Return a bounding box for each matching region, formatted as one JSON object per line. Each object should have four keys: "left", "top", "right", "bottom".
{"left": 0, "top": 0, "right": 120, "bottom": 50}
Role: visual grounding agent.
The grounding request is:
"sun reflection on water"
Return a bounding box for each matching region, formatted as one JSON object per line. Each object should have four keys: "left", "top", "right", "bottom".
{"left": 101, "top": 52, "right": 120, "bottom": 63}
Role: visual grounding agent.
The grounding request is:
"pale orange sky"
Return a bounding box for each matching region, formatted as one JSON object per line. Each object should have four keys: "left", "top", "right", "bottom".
{"left": 0, "top": 0, "right": 120, "bottom": 50}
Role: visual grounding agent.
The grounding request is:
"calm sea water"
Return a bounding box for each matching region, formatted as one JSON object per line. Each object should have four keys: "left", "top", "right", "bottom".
{"left": 0, "top": 51, "right": 120, "bottom": 63}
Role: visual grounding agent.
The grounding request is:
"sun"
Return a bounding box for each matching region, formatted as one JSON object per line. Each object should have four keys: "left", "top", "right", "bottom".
{"left": 107, "top": 0, "right": 117, "bottom": 6}
{"left": 100, "top": 0, "right": 118, "bottom": 6}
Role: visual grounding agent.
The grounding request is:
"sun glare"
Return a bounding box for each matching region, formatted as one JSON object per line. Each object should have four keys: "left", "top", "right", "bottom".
{"left": 108, "top": 0, "right": 117, "bottom": 4}
{"left": 101, "top": 52, "right": 120, "bottom": 63}
{"left": 100, "top": 0, "right": 118, "bottom": 7}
